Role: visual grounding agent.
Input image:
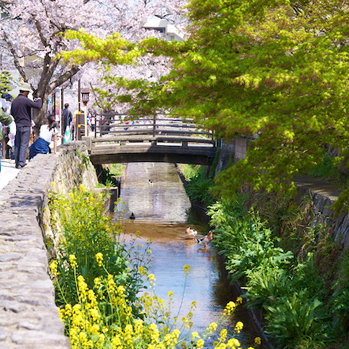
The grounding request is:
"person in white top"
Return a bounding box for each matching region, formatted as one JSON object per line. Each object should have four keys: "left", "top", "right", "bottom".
{"left": 29, "top": 114, "right": 62, "bottom": 160}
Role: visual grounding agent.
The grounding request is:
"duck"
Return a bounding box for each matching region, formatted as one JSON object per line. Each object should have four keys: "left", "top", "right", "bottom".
{"left": 196, "top": 231, "right": 213, "bottom": 248}
{"left": 129, "top": 212, "right": 135, "bottom": 220}
{"left": 185, "top": 227, "right": 198, "bottom": 237}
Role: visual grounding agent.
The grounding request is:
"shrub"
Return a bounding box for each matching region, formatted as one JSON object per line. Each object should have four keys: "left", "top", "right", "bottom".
{"left": 49, "top": 185, "right": 150, "bottom": 309}
{"left": 264, "top": 293, "right": 329, "bottom": 349}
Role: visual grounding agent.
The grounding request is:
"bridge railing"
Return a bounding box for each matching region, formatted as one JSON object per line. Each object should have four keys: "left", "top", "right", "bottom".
{"left": 93, "top": 113, "right": 213, "bottom": 139}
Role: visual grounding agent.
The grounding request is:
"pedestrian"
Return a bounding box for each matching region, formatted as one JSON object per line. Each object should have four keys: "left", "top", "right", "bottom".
{"left": 29, "top": 114, "right": 61, "bottom": 160}
{"left": 11, "top": 82, "right": 42, "bottom": 169}
{"left": 90, "top": 114, "right": 95, "bottom": 132}
{"left": 0, "top": 98, "right": 8, "bottom": 158}
{"left": 62, "top": 103, "right": 72, "bottom": 136}
{"left": 1, "top": 93, "right": 14, "bottom": 160}
{"left": 0, "top": 107, "right": 13, "bottom": 172}
{"left": 71, "top": 110, "right": 77, "bottom": 140}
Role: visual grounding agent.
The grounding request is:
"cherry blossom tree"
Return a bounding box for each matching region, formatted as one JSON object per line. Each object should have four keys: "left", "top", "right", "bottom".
{"left": 0, "top": 0, "right": 187, "bottom": 126}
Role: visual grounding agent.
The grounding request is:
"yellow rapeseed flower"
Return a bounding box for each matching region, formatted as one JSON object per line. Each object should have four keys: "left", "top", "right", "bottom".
{"left": 219, "top": 328, "right": 228, "bottom": 343}
{"left": 138, "top": 266, "right": 147, "bottom": 276}
{"left": 255, "top": 336, "right": 261, "bottom": 345}
{"left": 183, "top": 264, "right": 190, "bottom": 274}
{"left": 69, "top": 255, "right": 78, "bottom": 269}
{"left": 227, "top": 338, "right": 241, "bottom": 348}
{"left": 191, "top": 332, "right": 200, "bottom": 341}
{"left": 234, "top": 321, "right": 243, "bottom": 333}
{"left": 49, "top": 260, "right": 58, "bottom": 277}
{"left": 95, "top": 253, "right": 103, "bottom": 267}
{"left": 196, "top": 339, "right": 205, "bottom": 348}
{"left": 224, "top": 301, "right": 236, "bottom": 315}
{"left": 148, "top": 273, "right": 156, "bottom": 281}
{"left": 208, "top": 322, "right": 218, "bottom": 333}
{"left": 236, "top": 297, "right": 243, "bottom": 304}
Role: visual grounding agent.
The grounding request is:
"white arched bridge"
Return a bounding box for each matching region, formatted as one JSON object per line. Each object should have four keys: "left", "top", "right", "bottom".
{"left": 82, "top": 114, "right": 218, "bottom": 165}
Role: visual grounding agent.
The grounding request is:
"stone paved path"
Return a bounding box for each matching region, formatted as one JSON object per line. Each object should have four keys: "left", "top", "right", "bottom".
{"left": 0, "top": 159, "right": 20, "bottom": 191}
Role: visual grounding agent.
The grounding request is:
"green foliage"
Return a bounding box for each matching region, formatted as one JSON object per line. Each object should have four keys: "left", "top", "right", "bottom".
{"left": 178, "top": 164, "right": 202, "bottom": 182}
{"left": 0, "top": 71, "right": 12, "bottom": 94}
{"left": 331, "top": 251, "right": 349, "bottom": 334}
{"left": 307, "top": 151, "right": 343, "bottom": 181}
{"left": 209, "top": 200, "right": 293, "bottom": 283}
{"left": 181, "top": 165, "right": 215, "bottom": 205}
{"left": 264, "top": 293, "right": 329, "bottom": 349}
{"left": 208, "top": 198, "right": 338, "bottom": 348}
{"left": 77, "top": 150, "right": 90, "bottom": 169}
{"left": 49, "top": 185, "right": 149, "bottom": 309}
{"left": 60, "top": 30, "right": 140, "bottom": 66}
{"left": 62, "top": 0, "right": 349, "bottom": 204}
{"left": 98, "top": 166, "right": 119, "bottom": 187}
{"left": 110, "top": 163, "right": 126, "bottom": 177}
{"left": 246, "top": 267, "right": 292, "bottom": 310}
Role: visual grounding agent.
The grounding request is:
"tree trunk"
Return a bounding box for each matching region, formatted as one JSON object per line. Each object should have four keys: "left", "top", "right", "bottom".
{"left": 32, "top": 92, "right": 49, "bottom": 136}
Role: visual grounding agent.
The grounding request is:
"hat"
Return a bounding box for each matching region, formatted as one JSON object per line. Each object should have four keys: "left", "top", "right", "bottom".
{"left": 19, "top": 82, "right": 32, "bottom": 92}
{"left": 1, "top": 93, "right": 12, "bottom": 100}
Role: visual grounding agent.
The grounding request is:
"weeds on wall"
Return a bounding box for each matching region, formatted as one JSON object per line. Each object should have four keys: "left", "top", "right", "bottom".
{"left": 179, "top": 164, "right": 215, "bottom": 205}
{"left": 207, "top": 197, "right": 346, "bottom": 349}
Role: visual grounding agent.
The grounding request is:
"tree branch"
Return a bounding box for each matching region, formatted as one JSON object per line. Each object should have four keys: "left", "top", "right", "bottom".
{"left": 33, "top": 17, "right": 48, "bottom": 47}
{"left": 2, "top": 30, "right": 28, "bottom": 83}
{"left": 49, "top": 65, "right": 80, "bottom": 91}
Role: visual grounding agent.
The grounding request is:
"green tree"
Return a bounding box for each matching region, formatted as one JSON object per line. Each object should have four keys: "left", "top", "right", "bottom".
{"left": 62, "top": 0, "right": 349, "bottom": 203}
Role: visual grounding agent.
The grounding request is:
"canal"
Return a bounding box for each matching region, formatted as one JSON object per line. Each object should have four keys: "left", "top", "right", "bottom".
{"left": 115, "top": 162, "right": 264, "bottom": 348}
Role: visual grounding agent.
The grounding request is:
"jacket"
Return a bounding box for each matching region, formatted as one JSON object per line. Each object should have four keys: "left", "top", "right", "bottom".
{"left": 11, "top": 94, "right": 42, "bottom": 127}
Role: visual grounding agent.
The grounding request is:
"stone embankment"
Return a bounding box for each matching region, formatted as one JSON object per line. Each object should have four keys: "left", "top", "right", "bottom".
{"left": 0, "top": 142, "right": 97, "bottom": 349}
{"left": 295, "top": 176, "right": 349, "bottom": 249}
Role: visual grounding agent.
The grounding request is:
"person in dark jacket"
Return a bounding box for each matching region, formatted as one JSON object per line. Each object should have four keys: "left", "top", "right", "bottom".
{"left": 62, "top": 103, "right": 72, "bottom": 136}
{"left": 11, "top": 82, "right": 42, "bottom": 169}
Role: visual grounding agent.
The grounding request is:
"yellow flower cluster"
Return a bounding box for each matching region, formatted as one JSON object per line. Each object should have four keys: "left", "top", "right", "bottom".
{"left": 234, "top": 321, "right": 244, "bottom": 334}
{"left": 59, "top": 271, "right": 187, "bottom": 349}
{"left": 50, "top": 260, "right": 58, "bottom": 277}
{"left": 224, "top": 301, "right": 237, "bottom": 316}
{"left": 95, "top": 253, "right": 103, "bottom": 267}
{"left": 69, "top": 255, "right": 78, "bottom": 269}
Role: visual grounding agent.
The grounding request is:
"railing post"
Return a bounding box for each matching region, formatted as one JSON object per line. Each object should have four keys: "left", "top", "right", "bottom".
{"left": 152, "top": 115, "right": 156, "bottom": 137}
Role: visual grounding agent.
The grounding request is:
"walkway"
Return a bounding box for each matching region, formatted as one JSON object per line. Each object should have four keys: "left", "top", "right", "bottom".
{"left": 0, "top": 159, "right": 20, "bottom": 191}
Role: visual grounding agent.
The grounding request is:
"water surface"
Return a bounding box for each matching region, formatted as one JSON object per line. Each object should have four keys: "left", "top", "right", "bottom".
{"left": 115, "top": 163, "right": 263, "bottom": 347}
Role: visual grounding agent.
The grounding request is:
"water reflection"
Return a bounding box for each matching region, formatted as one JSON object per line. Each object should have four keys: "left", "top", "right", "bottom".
{"left": 116, "top": 163, "right": 191, "bottom": 223}
{"left": 115, "top": 163, "right": 262, "bottom": 348}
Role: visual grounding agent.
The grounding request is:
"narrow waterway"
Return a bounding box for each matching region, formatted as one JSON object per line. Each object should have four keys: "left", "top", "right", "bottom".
{"left": 115, "top": 162, "right": 264, "bottom": 348}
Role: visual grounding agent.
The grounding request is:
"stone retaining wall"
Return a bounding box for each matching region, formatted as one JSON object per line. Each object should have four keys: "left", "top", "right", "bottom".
{"left": 0, "top": 142, "right": 98, "bottom": 349}
{"left": 295, "top": 176, "right": 349, "bottom": 249}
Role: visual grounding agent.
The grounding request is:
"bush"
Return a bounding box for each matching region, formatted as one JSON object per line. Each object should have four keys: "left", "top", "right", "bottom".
{"left": 49, "top": 185, "right": 149, "bottom": 309}
{"left": 265, "top": 293, "right": 329, "bottom": 349}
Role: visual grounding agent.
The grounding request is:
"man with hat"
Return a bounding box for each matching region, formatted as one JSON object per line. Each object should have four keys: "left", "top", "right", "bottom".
{"left": 11, "top": 82, "right": 42, "bottom": 169}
